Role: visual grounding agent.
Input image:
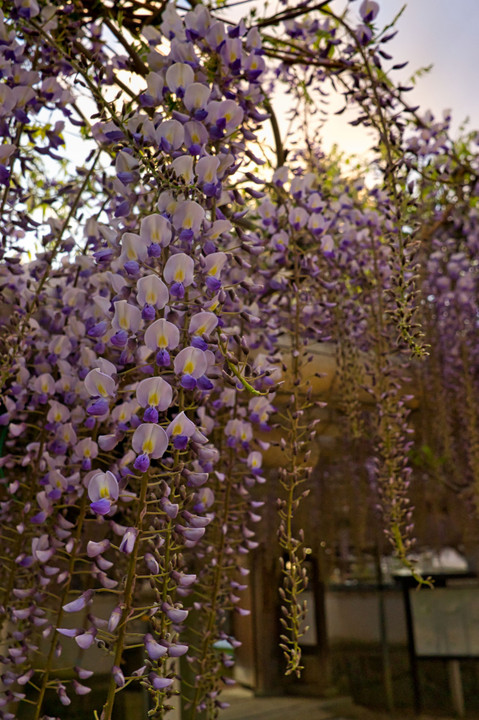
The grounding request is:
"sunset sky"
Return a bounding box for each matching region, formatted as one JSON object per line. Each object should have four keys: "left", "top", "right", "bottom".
{"left": 221, "top": 0, "right": 479, "bottom": 161}
{"left": 317, "top": 0, "right": 479, "bottom": 158}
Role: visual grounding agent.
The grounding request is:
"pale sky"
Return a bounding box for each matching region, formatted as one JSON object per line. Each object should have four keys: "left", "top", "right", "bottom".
{"left": 318, "top": 0, "right": 479, "bottom": 158}
{"left": 385, "top": 0, "right": 479, "bottom": 129}
{"left": 213, "top": 0, "right": 479, "bottom": 161}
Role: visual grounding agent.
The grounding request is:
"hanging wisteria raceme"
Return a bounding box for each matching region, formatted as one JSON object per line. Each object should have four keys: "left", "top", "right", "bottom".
{"left": 406, "top": 115, "right": 479, "bottom": 513}
{"left": 0, "top": 3, "right": 276, "bottom": 718}
{"left": 2, "top": 0, "right": 479, "bottom": 718}
{"left": 247, "top": 128, "right": 422, "bottom": 663}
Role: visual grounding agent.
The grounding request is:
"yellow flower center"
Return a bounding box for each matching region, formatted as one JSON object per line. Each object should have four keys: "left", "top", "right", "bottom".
{"left": 148, "top": 392, "right": 159, "bottom": 406}
{"left": 143, "top": 438, "right": 154, "bottom": 454}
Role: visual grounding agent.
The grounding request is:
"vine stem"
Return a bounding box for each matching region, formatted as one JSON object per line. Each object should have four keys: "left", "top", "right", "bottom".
{"left": 0, "top": 149, "right": 101, "bottom": 392}
{"left": 100, "top": 471, "right": 149, "bottom": 720}
{"left": 325, "top": 7, "right": 427, "bottom": 357}
{"left": 27, "top": 19, "right": 163, "bottom": 185}
{"left": 460, "top": 342, "right": 479, "bottom": 510}
{"left": 263, "top": 97, "right": 285, "bottom": 168}
{"left": 0, "top": 44, "right": 41, "bottom": 247}
{"left": 370, "top": 228, "right": 429, "bottom": 586}
{"left": 0, "top": 123, "right": 24, "bottom": 248}
{"left": 0, "top": 430, "right": 46, "bottom": 634}
{"left": 278, "top": 223, "right": 306, "bottom": 677}
{"left": 188, "top": 445, "right": 235, "bottom": 718}
{"left": 151, "top": 505, "right": 175, "bottom": 720}
{"left": 32, "top": 494, "right": 88, "bottom": 720}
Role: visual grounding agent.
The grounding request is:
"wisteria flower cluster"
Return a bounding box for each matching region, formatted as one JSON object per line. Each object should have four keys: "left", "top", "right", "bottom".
{"left": 0, "top": 2, "right": 276, "bottom": 718}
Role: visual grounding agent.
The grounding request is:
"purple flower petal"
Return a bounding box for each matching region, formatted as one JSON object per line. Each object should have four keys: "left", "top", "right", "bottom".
{"left": 168, "top": 643, "right": 188, "bottom": 657}
{"left": 113, "top": 666, "right": 125, "bottom": 687}
{"left": 72, "top": 680, "right": 91, "bottom": 695}
{"left": 150, "top": 674, "right": 174, "bottom": 690}
{"left": 87, "top": 539, "right": 110, "bottom": 558}
{"left": 90, "top": 498, "right": 111, "bottom": 515}
{"left": 57, "top": 628, "right": 80, "bottom": 637}
{"left": 63, "top": 590, "right": 93, "bottom": 613}
{"left": 75, "top": 631, "right": 96, "bottom": 649}
{"left": 119, "top": 527, "right": 138, "bottom": 554}
{"left": 180, "top": 374, "right": 196, "bottom": 390}
{"left": 164, "top": 606, "right": 188, "bottom": 623}
{"left": 134, "top": 452, "right": 150, "bottom": 472}
{"left": 87, "top": 398, "right": 109, "bottom": 416}
{"left": 145, "top": 633, "right": 168, "bottom": 660}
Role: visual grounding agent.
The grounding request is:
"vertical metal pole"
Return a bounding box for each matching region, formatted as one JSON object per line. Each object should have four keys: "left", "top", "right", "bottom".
{"left": 375, "top": 551, "right": 394, "bottom": 711}
{"left": 447, "top": 659, "right": 465, "bottom": 718}
{"left": 401, "top": 579, "right": 422, "bottom": 715}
